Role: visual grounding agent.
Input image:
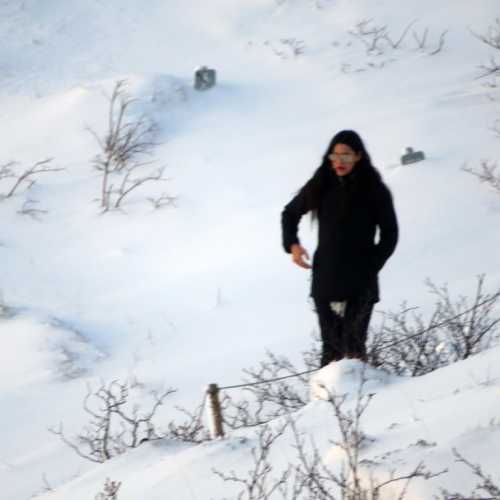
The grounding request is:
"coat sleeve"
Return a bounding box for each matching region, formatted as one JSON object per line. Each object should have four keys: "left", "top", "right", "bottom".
{"left": 372, "top": 183, "right": 398, "bottom": 272}
{"left": 281, "top": 185, "right": 310, "bottom": 254}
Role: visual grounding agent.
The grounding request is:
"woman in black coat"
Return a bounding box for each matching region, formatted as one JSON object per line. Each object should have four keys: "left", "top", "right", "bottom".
{"left": 281, "top": 130, "right": 398, "bottom": 367}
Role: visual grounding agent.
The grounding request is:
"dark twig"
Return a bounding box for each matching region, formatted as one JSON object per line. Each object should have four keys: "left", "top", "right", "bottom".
{"left": 0, "top": 159, "right": 63, "bottom": 199}
{"left": 50, "top": 380, "right": 176, "bottom": 463}
{"left": 428, "top": 30, "right": 448, "bottom": 55}
{"left": 441, "top": 448, "right": 500, "bottom": 499}
{"left": 463, "top": 160, "right": 500, "bottom": 193}
{"left": 470, "top": 18, "right": 500, "bottom": 51}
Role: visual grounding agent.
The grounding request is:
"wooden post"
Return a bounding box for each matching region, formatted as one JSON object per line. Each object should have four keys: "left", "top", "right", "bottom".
{"left": 207, "top": 383, "right": 224, "bottom": 439}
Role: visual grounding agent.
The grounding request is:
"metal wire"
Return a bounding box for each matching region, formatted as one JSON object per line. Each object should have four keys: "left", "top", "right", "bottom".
{"left": 215, "top": 292, "right": 500, "bottom": 391}
{"left": 219, "top": 368, "right": 318, "bottom": 391}
{"left": 371, "top": 293, "right": 500, "bottom": 353}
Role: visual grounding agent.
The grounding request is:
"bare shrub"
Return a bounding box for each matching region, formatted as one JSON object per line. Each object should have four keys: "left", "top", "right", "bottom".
{"left": 89, "top": 80, "right": 172, "bottom": 212}
{"left": 297, "top": 377, "right": 375, "bottom": 499}
{"left": 427, "top": 30, "right": 448, "bottom": 55}
{"left": 167, "top": 401, "right": 211, "bottom": 443}
{"left": 0, "top": 159, "right": 62, "bottom": 200}
{"left": 32, "top": 473, "right": 54, "bottom": 497}
{"left": 477, "top": 56, "right": 500, "bottom": 79}
{"left": 16, "top": 198, "right": 48, "bottom": 220}
{"left": 441, "top": 448, "right": 500, "bottom": 499}
{"left": 427, "top": 276, "right": 500, "bottom": 359}
{"left": 265, "top": 38, "right": 306, "bottom": 59}
{"left": 382, "top": 20, "right": 417, "bottom": 50}
{"left": 49, "top": 380, "right": 176, "bottom": 463}
{"left": 368, "top": 303, "right": 446, "bottom": 376}
{"left": 112, "top": 165, "right": 167, "bottom": 209}
{"left": 165, "top": 335, "right": 319, "bottom": 441}
{"left": 202, "top": 273, "right": 500, "bottom": 436}
{"left": 471, "top": 17, "right": 500, "bottom": 51}
{"left": 177, "top": 275, "right": 499, "bottom": 446}
{"left": 463, "top": 160, "right": 500, "bottom": 193}
{"left": 147, "top": 192, "right": 177, "bottom": 210}
{"left": 220, "top": 336, "right": 320, "bottom": 429}
{"left": 471, "top": 18, "right": 500, "bottom": 79}
{"left": 280, "top": 38, "right": 306, "bottom": 57}
{"left": 412, "top": 27, "right": 430, "bottom": 49}
{"left": 290, "top": 378, "right": 442, "bottom": 500}
{"left": 347, "top": 19, "right": 447, "bottom": 56}
{"left": 346, "top": 19, "right": 447, "bottom": 65}
{"left": 95, "top": 478, "right": 122, "bottom": 500}
{"left": 215, "top": 373, "right": 442, "bottom": 499}
{"left": 348, "top": 19, "right": 388, "bottom": 54}
{"left": 368, "top": 276, "right": 500, "bottom": 376}
{"left": 411, "top": 27, "right": 448, "bottom": 55}
{"left": 213, "top": 421, "right": 291, "bottom": 500}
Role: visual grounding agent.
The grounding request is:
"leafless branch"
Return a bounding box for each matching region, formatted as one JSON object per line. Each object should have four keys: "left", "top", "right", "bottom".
{"left": 220, "top": 341, "right": 318, "bottom": 430}
{"left": 49, "top": 422, "right": 103, "bottom": 463}
{"left": 7, "top": 158, "right": 61, "bottom": 197}
{"left": 476, "top": 55, "right": 500, "bottom": 79}
{"left": 293, "top": 371, "right": 444, "bottom": 499}
{"left": 16, "top": 198, "right": 48, "bottom": 220}
{"left": 348, "top": 18, "right": 388, "bottom": 54}
{"left": 368, "top": 302, "right": 446, "bottom": 376}
{"left": 0, "top": 161, "right": 16, "bottom": 183}
{"left": 89, "top": 80, "right": 163, "bottom": 211}
{"left": 428, "top": 30, "right": 448, "bottom": 55}
{"left": 470, "top": 18, "right": 500, "bottom": 50}
{"left": 213, "top": 421, "right": 291, "bottom": 500}
{"left": 280, "top": 38, "right": 306, "bottom": 57}
{"left": 41, "top": 473, "right": 53, "bottom": 493}
{"left": 441, "top": 448, "right": 500, "bottom": 499}
{"left": 265, "top": 38, "right": 306, "bottom": 59}
{"left": 147, "top": 192, "right": 177, "bottom": 209}
{"left": 463, "top": 160, "right": 500, "bottom": 193}
{"left": 368, "top": 276, "right": 500, "bottom": 376}
{"left": 383, "top": 20, "right": 417, "bottom": 49}
{"left": 95, "top": 478, "right": 122, "bottom": 500}
{"left": 426, "top": 275, "right": 500, "bottom": 360}
{"left": 167, "top": 402, "right": 211, "bottom": 443}
{"left": 50, "top": 380, "right": 176, "bottom": 462}
{"left": 217, "top": 371, "right": 441, "bottom": 500}
{"left": 0, "top": 159, "right": 62, "bottom": 199}
{"left": 348, "top": 20, "right": 447, "bottom": 60}
{"left": 413, "top": 28, "right": 429, "bottom": 49}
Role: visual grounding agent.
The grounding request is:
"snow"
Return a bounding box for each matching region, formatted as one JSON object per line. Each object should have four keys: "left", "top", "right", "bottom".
{"left": 1, "top": 0, "right": 500, "bottom": 498}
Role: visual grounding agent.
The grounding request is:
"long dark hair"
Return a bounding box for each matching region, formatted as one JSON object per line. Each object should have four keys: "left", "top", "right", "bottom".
{"left": 300, "top": 130, "right": 381, "bottom": 214}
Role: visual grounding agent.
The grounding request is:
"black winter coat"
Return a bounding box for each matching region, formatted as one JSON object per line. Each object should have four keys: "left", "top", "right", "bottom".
{"left": 281, "top": 164, "right": 398, "bottom": 302}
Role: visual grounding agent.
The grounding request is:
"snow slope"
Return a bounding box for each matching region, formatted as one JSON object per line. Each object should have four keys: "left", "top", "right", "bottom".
{"left": 33, "top": 354, "right": 500, "bottom": 499}
{"left": 1, "top": 0, "right": 499, "bottom": 498}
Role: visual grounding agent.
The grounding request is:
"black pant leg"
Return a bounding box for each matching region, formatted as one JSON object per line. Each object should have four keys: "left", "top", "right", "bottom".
{"left": 343, "top": 297, "right": 374, "bottom": 361}
{"left": 313, "top": 298, "right": 344, "bottom": 367}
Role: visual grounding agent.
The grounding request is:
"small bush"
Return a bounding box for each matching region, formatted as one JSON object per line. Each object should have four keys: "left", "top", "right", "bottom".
{"left": 89, "top": 80, "right": 174, "bottom": 212}
{"left": 50, "top": 380, "right": 175, "bottom": 463}
{"left": 368, "top": 275, "right": 500, "bottom": 376}
{"left": 441, "top": 448, "right": 500, "bottom": 500}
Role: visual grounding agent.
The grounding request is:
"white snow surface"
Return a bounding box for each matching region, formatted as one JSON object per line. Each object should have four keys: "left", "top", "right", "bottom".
{"left": 1, "top": 0, "right": 500, "bottom": 498}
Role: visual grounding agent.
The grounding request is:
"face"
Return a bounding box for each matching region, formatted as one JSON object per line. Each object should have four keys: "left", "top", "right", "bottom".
{"left": 329, "top": 143, "right": 361, "bottom": 177}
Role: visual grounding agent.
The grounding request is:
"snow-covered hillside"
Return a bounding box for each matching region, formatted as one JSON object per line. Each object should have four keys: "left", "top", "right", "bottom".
{"left": 1, "top": 1, "right": 500, "bottom": 499}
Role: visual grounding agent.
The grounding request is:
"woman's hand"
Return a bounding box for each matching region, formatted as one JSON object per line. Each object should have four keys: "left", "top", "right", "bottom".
{"left": 291, "top": 244, "right": 312, "bottom": 269}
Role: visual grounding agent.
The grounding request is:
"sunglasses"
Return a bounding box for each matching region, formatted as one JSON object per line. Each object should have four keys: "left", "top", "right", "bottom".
{"left": 328, "top": 153, "right": 356, "bottom": 163}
